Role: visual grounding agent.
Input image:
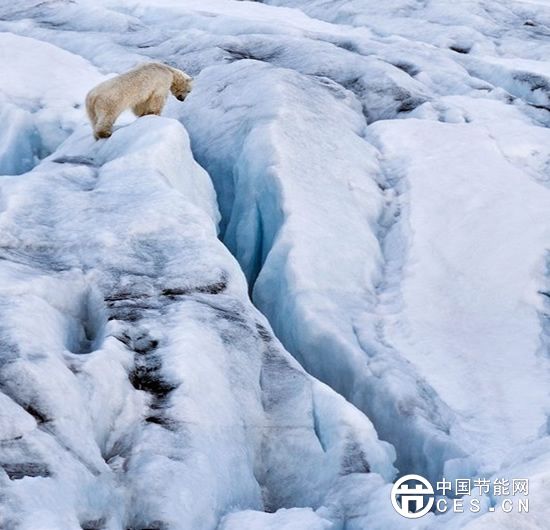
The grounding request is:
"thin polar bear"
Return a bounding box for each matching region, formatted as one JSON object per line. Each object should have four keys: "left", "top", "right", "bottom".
{"left": 85, "top": 62, "right": 192, "bottom": 140}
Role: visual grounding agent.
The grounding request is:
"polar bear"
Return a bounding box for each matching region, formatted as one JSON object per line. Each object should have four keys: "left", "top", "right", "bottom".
{"left": 85, "top": 63, "right": 192, "bottom": 140}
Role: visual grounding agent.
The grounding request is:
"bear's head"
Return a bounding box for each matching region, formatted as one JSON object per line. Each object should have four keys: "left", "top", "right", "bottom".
{"left": 171, "top": 69, "right": 193, "bottom": 102}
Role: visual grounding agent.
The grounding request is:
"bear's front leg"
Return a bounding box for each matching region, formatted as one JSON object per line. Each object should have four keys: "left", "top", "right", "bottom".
{"left": 134, "top": 93, "right": 166, "bottom": 117}
{"left": 132, "top": 100, "right": 149, "bottom": 117}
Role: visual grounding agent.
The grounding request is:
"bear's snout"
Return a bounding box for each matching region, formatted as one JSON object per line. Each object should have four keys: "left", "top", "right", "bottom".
{"left": 176, "top": 95, "right": 186, "bottom": 101}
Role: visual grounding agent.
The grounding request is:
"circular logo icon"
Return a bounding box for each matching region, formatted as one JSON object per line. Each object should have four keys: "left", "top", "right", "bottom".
{"left": 391, "top": 474, "right": 435, "bottom": 519}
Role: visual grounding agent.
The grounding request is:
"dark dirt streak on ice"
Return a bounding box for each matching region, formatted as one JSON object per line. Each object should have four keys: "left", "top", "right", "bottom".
{"left": 0, "top": 342, "right": 105, "bottom": 481}
{"left": 107, "top": 276, "right": 230, "bottom": 438}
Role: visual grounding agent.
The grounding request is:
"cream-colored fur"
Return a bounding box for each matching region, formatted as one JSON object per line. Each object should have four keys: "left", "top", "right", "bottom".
{"left": 85, "top": 63, "right": 192, "bottom": 140}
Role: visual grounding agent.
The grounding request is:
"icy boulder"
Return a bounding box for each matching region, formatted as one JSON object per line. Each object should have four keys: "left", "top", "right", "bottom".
{"left": 0, "top": 116, "right": 394, "bottom": 529}
{"left": 0, "top": 32, "right": 104, "bottom": 174}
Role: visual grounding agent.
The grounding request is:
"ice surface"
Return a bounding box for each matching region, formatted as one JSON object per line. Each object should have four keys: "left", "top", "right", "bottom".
{"left": 0, "top": 117, "right": 394, "bottom": 529}
{"left": 2, "top": 0, "right": 550, "bottom": 528}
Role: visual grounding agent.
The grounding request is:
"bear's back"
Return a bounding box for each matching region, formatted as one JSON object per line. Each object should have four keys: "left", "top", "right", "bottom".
{"left": 87, "top": 63, "right": 173, "bottom": 102}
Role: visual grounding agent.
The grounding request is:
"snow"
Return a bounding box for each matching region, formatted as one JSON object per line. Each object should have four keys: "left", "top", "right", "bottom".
{"left": 2, "top": 0, "right": 550, "bottom": 528}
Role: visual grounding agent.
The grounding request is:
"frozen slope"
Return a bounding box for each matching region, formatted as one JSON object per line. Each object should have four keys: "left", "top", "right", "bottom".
{"left": 367, "top": 112, "right": 550, "bottom": 474}
{"left": 0, "top": 117, "right": 395, "bottom": 529}
{"left": 1, "top": 0, "right": 550, "bottom": 527}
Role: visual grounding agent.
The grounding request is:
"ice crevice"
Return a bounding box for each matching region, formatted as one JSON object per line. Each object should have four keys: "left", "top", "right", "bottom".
{"left": 182, "top": 58, "right": 464, "bottom": 486}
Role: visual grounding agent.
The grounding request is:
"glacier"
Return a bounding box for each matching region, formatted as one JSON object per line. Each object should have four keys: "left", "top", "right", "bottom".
{"left": 1, "top": 0, "right": 550, "bottom": 528}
